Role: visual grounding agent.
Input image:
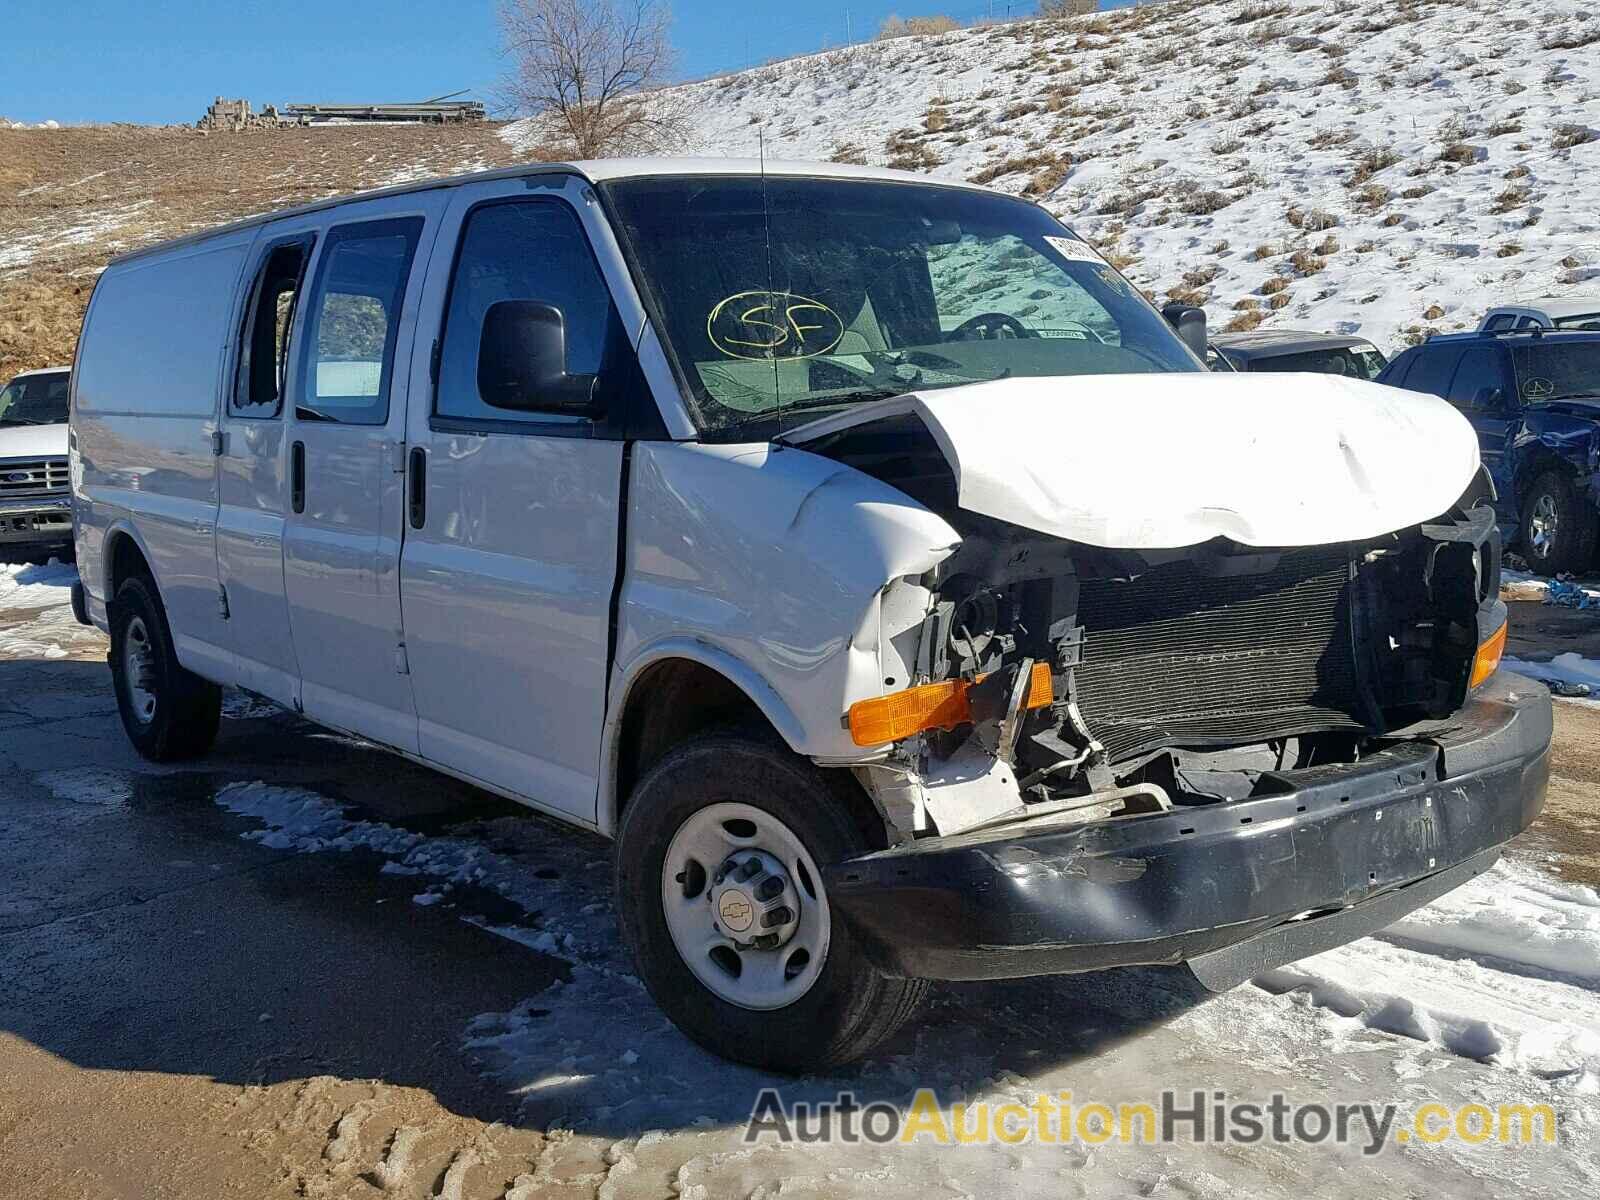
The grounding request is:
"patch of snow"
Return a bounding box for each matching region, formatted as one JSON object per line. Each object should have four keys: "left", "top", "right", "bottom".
{"left": 571, "top": 0, "right": 1600, "bottom": 353}
{"left": 1505, "top": 652, "right": 1600, "bottom": 698}
{"left": 206, "top": 776, "right": 1600, "bottom": 1196}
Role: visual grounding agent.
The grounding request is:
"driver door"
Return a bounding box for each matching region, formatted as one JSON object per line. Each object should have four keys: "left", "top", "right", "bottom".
{"left": 398, "top": 177, "right": 640, "bottom": 823}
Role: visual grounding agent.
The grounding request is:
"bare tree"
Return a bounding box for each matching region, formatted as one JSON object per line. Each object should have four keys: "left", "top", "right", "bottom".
{"left": 498, "top": 0, "right": 684, "bottom": 158}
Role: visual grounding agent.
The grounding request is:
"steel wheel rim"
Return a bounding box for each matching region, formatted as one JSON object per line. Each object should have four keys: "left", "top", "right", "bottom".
{"left": 1530, "top": 494, "right": 1559, "bottom": 555}
{"left": 123, "top": 615, "right": 158, "bottom": 724}
{"left": 661, "top": 801, "right": 830, "bottom": 1011}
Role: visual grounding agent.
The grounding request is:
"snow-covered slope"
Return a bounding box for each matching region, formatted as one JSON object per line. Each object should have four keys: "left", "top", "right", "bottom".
{"left": 507, "top": 0, "right": 1600, "bottom": 352}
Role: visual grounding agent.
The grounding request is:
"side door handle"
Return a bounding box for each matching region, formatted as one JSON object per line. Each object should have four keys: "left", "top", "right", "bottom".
{"left": 291, "top": 440, "right": 305, "bottom": 514}
{"left": 408, "top": 447, "right": 426, "bottom": 529}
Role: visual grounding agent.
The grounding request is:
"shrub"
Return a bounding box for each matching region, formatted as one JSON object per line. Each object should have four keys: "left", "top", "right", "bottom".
{"left": 1348, "top": 146, "right": 1400, "bottom": 186}
{"left": 1496, "top": 243, "right": 1523, "bottom": 258}
{"left": 1249, "top": 243, "right": 1276, "bottom": 261}
{"left": 1225, "top": 309, "right": 1266, "bottom": 332}
{"left": 1289, "top": 250, "right": 1326, "bottom": 275}
{"left": 1491, "top": 185, "right": 1529, "bottom": 213}
{"left": 1554, "top": 124, "right": 1597, "bottom": 150}
{"left": 1261, "top": 275, "right": 1290, "bottom": 295}
{"left": 1439, "top": 143, "right": 1477, "bottom": 165}
{"left": 1314, "top": 235, "right": 1339, "bottom": 255}
{"left": 877, "top": 15, "right": 960, "bottom": 40}
{"left": 1268, "top": 292, "right": 1292, "bottom": 310}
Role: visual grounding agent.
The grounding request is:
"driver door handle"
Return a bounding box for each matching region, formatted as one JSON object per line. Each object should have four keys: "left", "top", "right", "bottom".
{"left": 408, "top": 447, "right": 426, "bottom": 529}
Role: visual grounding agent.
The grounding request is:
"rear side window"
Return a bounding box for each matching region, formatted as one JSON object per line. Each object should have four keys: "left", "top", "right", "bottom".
{"left": 1396, "top": 346, "right": 1462, "bottom": 398}
{"left": 1483, "top": 314, "right": 1516, "bottom": 332}
{"left": 1446, "top": 347, "right": 1502, "bottom": 409}
{"left": 435, "top": 198, "right": 623, "bottom": 426}
{"left": 233, "top": 239, "right": 311, "bottom": 416}
{"left": 297, "top": 217, "right": 423, "bottom": 425}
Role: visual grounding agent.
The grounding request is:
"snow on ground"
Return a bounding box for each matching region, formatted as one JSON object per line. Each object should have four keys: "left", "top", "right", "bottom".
{"left": 11, "top": 566, "right": 1600, "bottom": 1194}
{"left": 179, "top": 774, "right": 1600, "bottom": 1197}
{"left": 504, "top": 0, "right": 1600, "bottom": 352}
{"left": 1505, "top": 652, "right": 1600, "bottom": 700}
{"left": 0, "top": 559, "right": 103, "bottom": 660}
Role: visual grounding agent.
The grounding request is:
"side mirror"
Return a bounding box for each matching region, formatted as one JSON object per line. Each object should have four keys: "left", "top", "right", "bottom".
{"left": 1161, "top": 302, "right": 1209, "bottom": 360}
{"left": 1472, "top": 385, "right": 1506, "bottom": 411}
{"left": 477, "top": 300, "right": 600, "bottom": 416}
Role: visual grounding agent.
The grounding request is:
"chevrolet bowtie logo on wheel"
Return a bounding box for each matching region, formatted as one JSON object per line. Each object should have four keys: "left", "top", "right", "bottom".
{"left": 718, "top": 893, "right": 754, "bottom": 932}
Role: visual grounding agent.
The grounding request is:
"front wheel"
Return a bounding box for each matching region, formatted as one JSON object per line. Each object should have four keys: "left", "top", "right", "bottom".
{"left": 1521, "top": 469, "right": 1598, "bottom": 575}
{"left": 109, "top": 575, "right": 222, "bottom": 761}
{"left": 614, "top": 732, "right": 927, "bottom": 1073}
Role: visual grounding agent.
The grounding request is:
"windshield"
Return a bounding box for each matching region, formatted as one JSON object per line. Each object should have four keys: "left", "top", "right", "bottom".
{"left": 1512, "top": 341, "right": 1600, "bottom": 403}
{"left": 0, "top": 372, "right": 70, "bottom": 426}
{"left": 601, "top": 176, "right": 1201, "bottom": 438}
{"left": 1247, "top": 344, "right": 1387, "bottom": 380}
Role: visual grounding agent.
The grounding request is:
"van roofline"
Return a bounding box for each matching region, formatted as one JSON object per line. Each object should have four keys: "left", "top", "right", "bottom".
{"left": 103, "top": 157, "right": 1005, "bottom": 270}
{"left": 5, "top": 366, "right": 71, "bottom": 379}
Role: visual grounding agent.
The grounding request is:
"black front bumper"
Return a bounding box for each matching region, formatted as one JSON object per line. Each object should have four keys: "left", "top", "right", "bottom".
{"left": 0, "top": 501, "right": 72, "bottom": 548}
{"left": 826, "top": 672, "right": 1552, "bottom": 988}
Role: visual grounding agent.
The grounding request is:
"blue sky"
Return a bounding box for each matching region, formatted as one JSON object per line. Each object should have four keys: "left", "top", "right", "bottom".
{"left": 0, "top": 0, "right": 1134, "bottom": 126}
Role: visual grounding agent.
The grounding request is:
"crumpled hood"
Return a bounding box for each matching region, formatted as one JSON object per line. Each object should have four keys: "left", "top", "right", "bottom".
{"left": 784, "top": 372, "right": 1481, "bottom": 549}
{"left": 0, "top": 422, "right": 68, "bottom": 460}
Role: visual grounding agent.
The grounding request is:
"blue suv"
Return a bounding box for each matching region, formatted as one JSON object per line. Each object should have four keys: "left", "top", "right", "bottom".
{"left": 1379, "top": 329, "right": 1600, "bottom": 574}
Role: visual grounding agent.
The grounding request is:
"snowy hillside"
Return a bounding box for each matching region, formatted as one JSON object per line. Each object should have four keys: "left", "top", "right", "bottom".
{"left": 508, "top": 0, "right": 1600, "bottom": 352}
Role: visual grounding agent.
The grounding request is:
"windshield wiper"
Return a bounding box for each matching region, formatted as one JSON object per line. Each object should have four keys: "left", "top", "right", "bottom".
{"left": 0, "top": 417, "right": 48, "bottom": 426}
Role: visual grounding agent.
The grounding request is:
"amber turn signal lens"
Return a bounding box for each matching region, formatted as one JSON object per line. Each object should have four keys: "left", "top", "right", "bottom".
{"left": 1470, "top": 620, "right": 1507, "bottom": 690}
{"left": 847, "top": 662, "right": 1053, "bottom": 747}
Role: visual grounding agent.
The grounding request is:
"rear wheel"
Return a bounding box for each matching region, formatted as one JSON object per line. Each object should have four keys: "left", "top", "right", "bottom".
{"left": 1521, "top": 469, "right": 1598, "bottom": 575}
{"left": 614, "top": 732, "right": 927, "bottom": 1073}
{"left": 109, "top": 575, "right": 221, "bottom": 761}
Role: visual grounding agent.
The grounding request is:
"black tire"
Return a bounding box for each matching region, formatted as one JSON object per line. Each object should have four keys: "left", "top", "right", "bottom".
{"left": 108, "top": 574, "right": 222, "bottom": 761}
{"left": 1520, "top": 469, "right": 1598, "bottom": 575}
{"left": 614, "top": 732, "right": 928, "bottom": 1073}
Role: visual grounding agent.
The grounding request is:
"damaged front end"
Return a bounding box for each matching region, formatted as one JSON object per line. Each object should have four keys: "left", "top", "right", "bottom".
{"left": 832, "top": 419, "right": 1508, "bottom": 844}
{"left": 791, "top": 386, "right": 1548, "bottom": 986}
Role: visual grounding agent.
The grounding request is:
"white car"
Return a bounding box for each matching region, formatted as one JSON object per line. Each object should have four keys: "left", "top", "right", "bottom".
{"left": 68, "top": 159, "right": 1548, "bottom": 1071}
{"left": 0, "top": 366, "right": 73, "bottom": 560}
{"left": 1480, "top": 299, "right": 1600, "bottom": 332}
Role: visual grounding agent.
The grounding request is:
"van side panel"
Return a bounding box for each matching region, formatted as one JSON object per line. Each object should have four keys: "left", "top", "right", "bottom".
{"left": 72, "top": 233, "right": 252, "bottom": 681}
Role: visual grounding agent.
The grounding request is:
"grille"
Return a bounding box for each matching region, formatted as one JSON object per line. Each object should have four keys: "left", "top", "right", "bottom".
{"left": 0, "top": 458, "right": 69, "bottom": 500}
{"left": 1073, "top": 548, "right": 1367, "bottom": 763}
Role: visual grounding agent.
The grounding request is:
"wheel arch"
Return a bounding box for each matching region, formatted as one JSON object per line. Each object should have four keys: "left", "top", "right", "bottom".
{"left": 599, "top": 642, "right": 813, "bottom": 838}
{"left": 102, "top": 521, "right": 158, "bottom": 603}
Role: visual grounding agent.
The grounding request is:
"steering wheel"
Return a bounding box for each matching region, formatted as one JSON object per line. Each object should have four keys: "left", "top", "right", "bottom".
{"left": 948, "top": 312, "right": 1035, "bottom": 341}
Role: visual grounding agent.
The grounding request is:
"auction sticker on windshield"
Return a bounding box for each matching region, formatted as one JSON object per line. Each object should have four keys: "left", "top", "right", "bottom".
{"left": 1044, "top": 236, "right": 1106, "bottom": 265}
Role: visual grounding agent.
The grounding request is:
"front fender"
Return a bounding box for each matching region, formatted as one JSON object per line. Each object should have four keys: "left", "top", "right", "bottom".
{"left": 613, "top": 439, "right": 961, "bottom": 788}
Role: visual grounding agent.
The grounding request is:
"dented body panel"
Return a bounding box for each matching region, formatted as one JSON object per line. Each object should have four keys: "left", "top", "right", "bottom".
{"left": 785, "top": 373, "right": 1481, "bottom": 549}
{"left": 828, "top": 673, "right": 1550, "bottom": 983}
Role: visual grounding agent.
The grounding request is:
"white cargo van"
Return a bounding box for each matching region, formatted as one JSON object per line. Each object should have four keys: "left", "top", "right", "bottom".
{"left": 71, "top": 160, "right": 1549, "bottom": 1071}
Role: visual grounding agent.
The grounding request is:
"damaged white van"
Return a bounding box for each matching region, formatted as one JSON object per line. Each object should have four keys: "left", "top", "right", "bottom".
{"left": 70, "top": 160, "right": 1549, "bottom": 1071}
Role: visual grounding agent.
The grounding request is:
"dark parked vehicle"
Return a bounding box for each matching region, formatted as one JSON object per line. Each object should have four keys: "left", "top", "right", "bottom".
{"left": 1212, "top": 330, "right": 1389, "bottom": 378}
{"left": 1378, "top": 329, "right": 1600, "bottom": 574}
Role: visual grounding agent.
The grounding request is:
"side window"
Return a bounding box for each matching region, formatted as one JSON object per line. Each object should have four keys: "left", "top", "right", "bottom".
{"left": 1517, "top": 315, "right": 1542, "bottom": 330}
{"left": 297, "top": 217, "right": 423, "bottom": 425}
{"left": 436, "top": 199, "right": 621, "bottom": 425}
{"left": 233, "top": 239, "right": 311, "bottom": 416}
{"left": 1483, "top": 314, "right": 1515, "bottom": 332}
{"left": 1446, "top": 347, "right": 1501, "bottom": 409}
{"left": 1399, "top": 347, "right": 1462, "bottom": 399}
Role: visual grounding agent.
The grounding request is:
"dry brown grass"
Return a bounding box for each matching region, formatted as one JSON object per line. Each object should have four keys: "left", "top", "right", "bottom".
{"left": 1225, "top": 308, "right": 1265, "bottom": 332}
{"left": 1, "top": 122, "right": 524, "bottom": 376}
{"left": 1268, "top": 291, "right": 1292, "bottom": 310}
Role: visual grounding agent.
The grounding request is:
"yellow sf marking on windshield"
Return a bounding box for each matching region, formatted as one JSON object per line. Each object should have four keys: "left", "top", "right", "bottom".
{"left": 707, "top": 290, "right": 845, "bottom": 360}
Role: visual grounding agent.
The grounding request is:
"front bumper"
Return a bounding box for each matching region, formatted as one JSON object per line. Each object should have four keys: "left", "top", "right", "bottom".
{"left": 826, "top": 671, "right": 1551, "bottom": 987}
{"left": 0, "top": 498, "right": 72, "bottom": 548}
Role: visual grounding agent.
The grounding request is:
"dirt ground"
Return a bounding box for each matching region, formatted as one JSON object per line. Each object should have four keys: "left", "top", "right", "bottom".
{"left": 1, "top": 122, "right": 526, "bottom": 378}
{"left": 0, "top": 581, "right": 1595, "bottom": 1197}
